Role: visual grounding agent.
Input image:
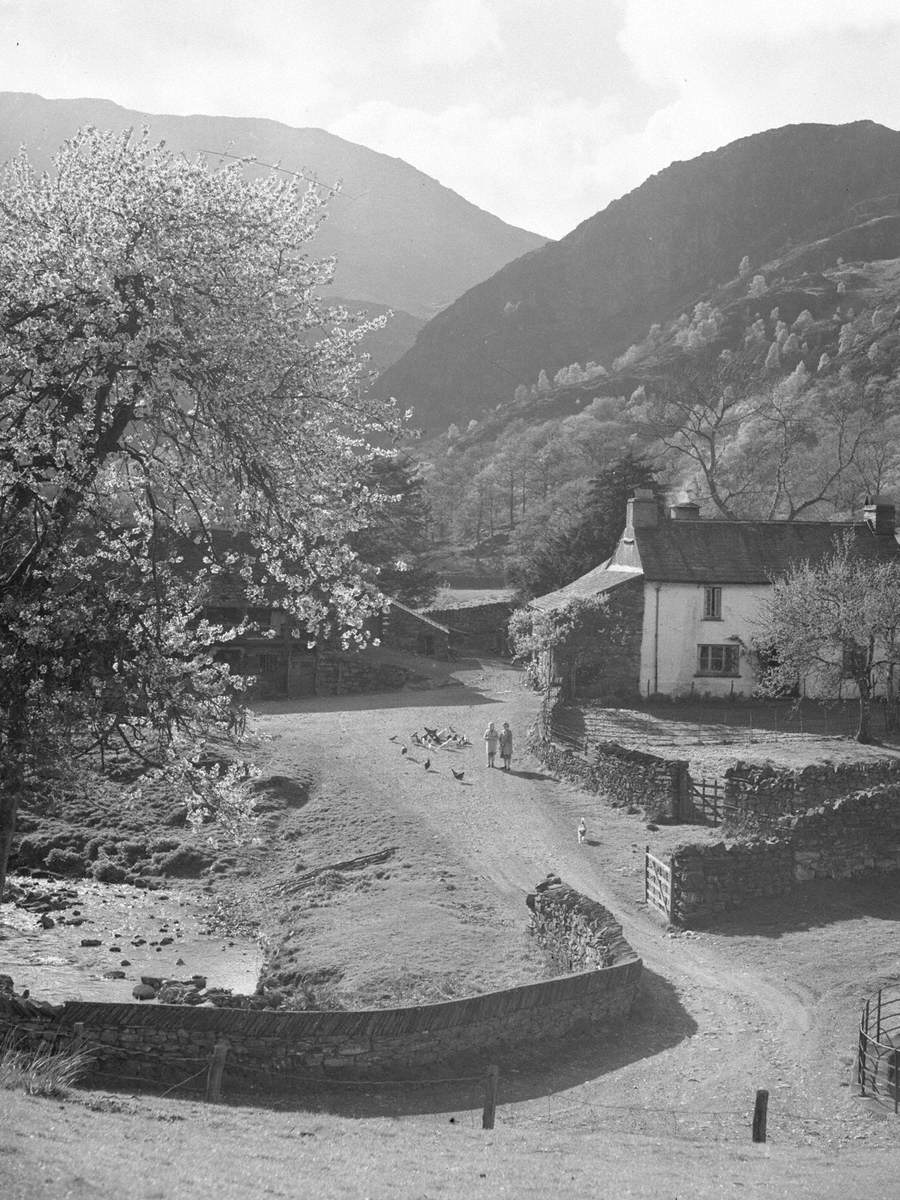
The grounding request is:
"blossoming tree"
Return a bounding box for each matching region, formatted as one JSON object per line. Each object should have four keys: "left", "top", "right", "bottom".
{"left": 0, "top": 128, "right": 400, "bottom": 893}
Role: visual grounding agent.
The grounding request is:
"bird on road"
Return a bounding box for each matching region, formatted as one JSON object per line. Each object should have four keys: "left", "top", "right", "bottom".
{"left": 451, "top": 768, "right": 464, "bottom": 781}
{"left": 424, "top": 758, "right": 431, "bottom": 771}
{"left": 400, "top": 746, "right": 408, "bottom": 756}
{"left": 388, "top": 735, "right": 399, "bottom": 743}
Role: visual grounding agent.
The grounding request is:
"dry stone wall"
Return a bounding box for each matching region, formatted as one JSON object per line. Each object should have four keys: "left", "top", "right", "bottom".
{"left": 527, "top": 878, "right": 637, "bottom": 973}
{"left": 724, "top": 758, "right": 900, "bottom": 816}
{"left": 529, "top": 708, "right": 686, "bottom": 823}
{"left": 665, "top": 783, "right": 900, "bottom": 925}
{"left": 0, "top": 890, "right": 642, "bottom": 1089}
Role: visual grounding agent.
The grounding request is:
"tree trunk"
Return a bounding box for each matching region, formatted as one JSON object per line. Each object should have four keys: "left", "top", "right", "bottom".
{"left": 855, "top": 675, "right": 874, "bottom": 744}
{"left": 0, "top": 688, "right": 27, "bottom": 900}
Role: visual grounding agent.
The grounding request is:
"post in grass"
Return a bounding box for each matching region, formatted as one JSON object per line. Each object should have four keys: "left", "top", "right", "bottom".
{"left": 206, "top": 1041, "right": 229, "bottom": 1103}
{"left": 482, "top": 1064, "right": 499, "bottom": 1130}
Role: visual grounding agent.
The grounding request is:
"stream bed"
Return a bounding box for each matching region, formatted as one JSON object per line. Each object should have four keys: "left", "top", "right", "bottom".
{"left": 0, "top": 875, "right": 262, "bottom": 1004}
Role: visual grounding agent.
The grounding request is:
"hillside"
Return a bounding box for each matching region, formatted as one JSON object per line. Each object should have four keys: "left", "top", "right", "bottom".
{"left": 0, "top": 92, "right": 546, "bottom": 364}
{"left": 379, "top": 120, "right": 900, "bottom": 430}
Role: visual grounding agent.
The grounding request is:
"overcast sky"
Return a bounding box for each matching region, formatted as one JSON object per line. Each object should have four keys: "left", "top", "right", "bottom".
{"left": 2, "top": 0, "right": 899, "bottom": 239}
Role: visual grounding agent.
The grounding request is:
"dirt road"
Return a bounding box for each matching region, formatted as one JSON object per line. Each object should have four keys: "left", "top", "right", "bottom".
{"left": 247, "top": 657, "right": 900, "bottom": 1148}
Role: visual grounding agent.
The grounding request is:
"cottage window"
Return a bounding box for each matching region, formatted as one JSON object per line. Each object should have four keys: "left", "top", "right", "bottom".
{"left": 259, "top": 652, "right": 281, "bottom": 674}
{"left": 697, "top": 643, "right": 740, "bottom": 676}
{"left": 702, "top": 586, "right": 722, "bottom": 620}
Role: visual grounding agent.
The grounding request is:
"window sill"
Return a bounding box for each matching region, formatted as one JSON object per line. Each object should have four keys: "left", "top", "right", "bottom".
{"left": 701, "top": 615, "right": 723, "bottom": 622}
{"left": 694, "top": 672, "right": 740, "bottom": 679}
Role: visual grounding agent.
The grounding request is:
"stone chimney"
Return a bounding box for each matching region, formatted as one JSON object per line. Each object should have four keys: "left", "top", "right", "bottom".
{"left": 669, "top": 502, "right": 701, "bottom": 521}
{"left": 863, "top": 495, "right": 896, "bottom": 535}
{"left": 626, "top": 488, "right": 659, "bottom": 530}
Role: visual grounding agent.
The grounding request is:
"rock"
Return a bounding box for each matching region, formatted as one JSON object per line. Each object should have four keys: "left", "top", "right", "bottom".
{"left": 140, "top": 976, "right": 163, "bottom": 989}
{"left": 159, "top": 936, "right": 174, "bottom": 946}
{"left": 102, "top": 969, "right": 126, "bottom": 980}
{"left": 132, "top": 983, "right": 157, "bottom": 1001}
{"left": 38, "top": 914, "right": 55, "bottom": 929}
{"left": 191, "top": 975, "right": 207, "bottom": 990}
{"left": 0, "top": 974, "right": 14, "bottom": 995}
{"left": 80, "top": 938, "right": 102, "bottom": 947}
{"left": 175, "top": 957, "right": 186, "bottom": 966}
{"left": 120, "top": 960, "right": 131, "bottom": 967}
{"left": 108, "top": 946, "right": 121, "bottom": 953}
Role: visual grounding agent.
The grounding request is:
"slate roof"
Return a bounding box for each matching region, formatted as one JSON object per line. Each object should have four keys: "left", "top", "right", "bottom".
{"left": 627, "top": 520, "right": 900, "bottom": 583}
{"left": 387, "top": 600, "right": 450, "bottom": 634}
{"left": 529, "top": 566, "right": 642, "bottom": 612}
{"left": 532, "top": 518, "right": 900, "bottom": 610}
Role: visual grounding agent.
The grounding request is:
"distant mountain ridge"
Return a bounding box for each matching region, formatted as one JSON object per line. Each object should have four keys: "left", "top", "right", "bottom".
{"left": 0, "top": 92, "right": 547, "bottom": 359}
{"left": 378, "top": 120, "right": 900, "bottom": 429}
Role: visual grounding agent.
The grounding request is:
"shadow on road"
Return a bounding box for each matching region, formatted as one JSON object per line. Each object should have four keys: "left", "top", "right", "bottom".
{"left": 239, "top": 967, "right": 696, "bottom": 1119}
{"left": 254, "top": 686, "right": 501, "bottom": 717}
{"left": 699, "top": 872, "right": 900, "bottom": 938}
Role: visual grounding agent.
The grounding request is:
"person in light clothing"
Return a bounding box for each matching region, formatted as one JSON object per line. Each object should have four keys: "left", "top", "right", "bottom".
{"left": 483, "top": 721, "right": 499, "bottom": 768}
{"left": 577, "top": 817, "right": 587, "bottom": 844}
{"left": 498, "top": 722, "right": 513, "bottom": 771}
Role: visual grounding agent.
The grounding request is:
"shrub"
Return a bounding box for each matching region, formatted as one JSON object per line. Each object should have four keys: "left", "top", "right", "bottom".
{"left": 91, "top": 859, "right": 128, "bottom": 884}
{"left": 0, "top": 1037, "right": 91, "bottom": 1097}
{"left": 44, "top": 848, "right": 88, "bottom": 876}
{"left": 153, "top": 845, "right": 212, "bottom": 877}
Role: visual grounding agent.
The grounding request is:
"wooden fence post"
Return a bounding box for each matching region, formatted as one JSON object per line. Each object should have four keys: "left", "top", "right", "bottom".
{"left": 206, "top": 1041, "right": 228, "bottom": 1103}
{"left": 643, "top": 845, "right": 649, "bottom": 903}
{"left": 482, "top": 1065, "right": 499, "bottom": 1130}
{"left": 752, "top": 1089, "right": 768, "bottom": 1143}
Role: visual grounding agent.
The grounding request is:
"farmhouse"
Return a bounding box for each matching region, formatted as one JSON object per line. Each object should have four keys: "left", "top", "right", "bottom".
{"left": 530, "top": 490, "right": 900, "bottom": 700}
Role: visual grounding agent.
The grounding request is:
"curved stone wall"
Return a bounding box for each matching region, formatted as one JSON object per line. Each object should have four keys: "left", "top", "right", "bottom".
{"left": 1, "top": 883, "right": 641, "bottom": 1090}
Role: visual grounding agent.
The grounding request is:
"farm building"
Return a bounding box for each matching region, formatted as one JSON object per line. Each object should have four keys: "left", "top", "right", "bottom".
{"left": 529, "top": 490, "right": 900, "bottom": 700}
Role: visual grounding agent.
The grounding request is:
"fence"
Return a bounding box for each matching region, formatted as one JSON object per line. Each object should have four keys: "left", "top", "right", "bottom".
{"left": 4, "top": 1014, "right": 833, "bottom": 1145}
{"left": 643, "top": 847, "right": 672, "bottom": 921}
{"left": 857, "top": 987, "right": 900, "bottom": 1112}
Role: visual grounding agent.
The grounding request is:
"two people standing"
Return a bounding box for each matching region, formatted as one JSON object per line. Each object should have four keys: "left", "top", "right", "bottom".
{"left": 484, "top": 720, "right": 513, "bottom": 770}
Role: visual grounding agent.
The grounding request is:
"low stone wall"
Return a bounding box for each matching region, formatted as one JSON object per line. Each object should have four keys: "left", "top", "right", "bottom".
{"left": 664, "top": 783, "right": 900, "bottom": 925}
{"left": 314, "top": 652, "right": 408, "bottom": 696}
{"left": 789, "top": 786, "right": 900, "bottom": 881}
{"left": 668, "top": 839, "right": 795, "bottom": 925}
{"left": 0, "top": 894, "right": 642, "bottom": 1089}
{"left": 527, "top": 878, "right": 637, "bottom": 973}
{"left": 724, "top": 758, "right": 900, "bottom": 815}
{"left": 528, "top": 717, "right": 687, "bottom": 823}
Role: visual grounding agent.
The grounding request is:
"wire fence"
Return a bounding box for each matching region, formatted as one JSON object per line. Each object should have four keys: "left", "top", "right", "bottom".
{"left": 2, "top": 1011, "right": 891, "bottom": 1145}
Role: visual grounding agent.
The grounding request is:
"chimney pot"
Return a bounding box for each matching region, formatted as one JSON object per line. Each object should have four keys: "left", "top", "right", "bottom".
{"left": 626, "top": 489, "right": 659, "bottom": 530}
{"left": 669, "top": 502, "right": 701, "bottom": 521}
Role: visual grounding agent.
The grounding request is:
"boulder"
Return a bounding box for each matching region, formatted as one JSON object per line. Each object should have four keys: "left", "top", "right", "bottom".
{"left": 132, "top": 983, "right": 157, "bottom": 1001}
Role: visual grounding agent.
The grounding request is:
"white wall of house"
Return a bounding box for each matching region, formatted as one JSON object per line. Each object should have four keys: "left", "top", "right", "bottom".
{"left": 639, "top": 581, "right": 768, "bottom": 697}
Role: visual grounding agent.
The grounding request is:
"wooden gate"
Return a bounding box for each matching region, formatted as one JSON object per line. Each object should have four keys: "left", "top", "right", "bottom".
{"left": 689, "top": 777, "right": 725, "bottom": 825}
{"left": 644, "top": 846, "right": 672, "bottom": 921}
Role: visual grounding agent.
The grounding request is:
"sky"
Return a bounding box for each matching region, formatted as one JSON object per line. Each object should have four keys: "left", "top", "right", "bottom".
{"left": 1, "top": 0, "right": 899, "bottom": 239}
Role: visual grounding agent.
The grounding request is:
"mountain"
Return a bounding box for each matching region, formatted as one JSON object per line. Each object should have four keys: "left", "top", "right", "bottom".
{"left": 378, "top": 120, "right": 900, "bottom": 430}
{"left": 0, "top": 92, "right": 547, "bottom": 365}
